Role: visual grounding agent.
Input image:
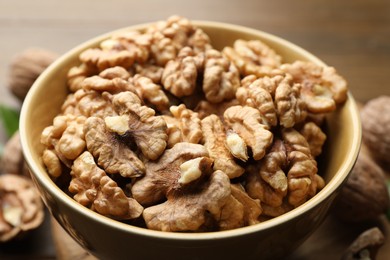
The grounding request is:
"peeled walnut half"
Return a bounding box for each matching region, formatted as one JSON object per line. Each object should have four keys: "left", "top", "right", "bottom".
{"left": 202, "top": 49, "right": 240, "bottom": 103}
{"left": 84, "top": 116, "right": 145, "bottom": 178}
{"left": 132, "top": 142, "right": 244, "bottom": 230}
{"left": 282, "top": 128, "right": 324, "bottom": 207}
{"left": 69, "top": 152, "right": 143, "bottom": 220}
{"left": 224, "top": 105, "right": 273, "bottom": 161}
{"left": 0, "top": 174, "right": 44, "bottom": 242}
{"left": 280, "top": 61, "right": 348, "bottom": 113}
{"left": 132, "top": 142, "right": 245, "bottom": 231}
{"left": 246, "top": 139, "right": 288, "bottom": 208}
{"left": 131, "top": 142, "right": 210, "bottom": 206}
{"left": 109, "top": 91, "right": 168, "bottom": 160}
{"left": 164, "top": 104, "right": 203, "bottom": 146}
{"left": 201, "top": 115, "right": 244, "bottom": 179}
{"left": 274, "top": 75, "right": 307, "bottom": 128}
{"left": 61, "top": 89, "right": 115, "bottom": 118}
{"left": 41, "top": 114, "right": 87, "bottom": 172}
{"left": 79, "top": 31, "right": 150, "bottom": 72}
{"left": 161, "top": 47, "right": 198, "bottom": 97}
{"left": 299, "top": 122, "right": 327, "bottom": 157}
{"left": 223, "top": 39, "right": 282, "bottom": 77}
{"left": 130, "top": 74, "right": 170, "bottom": 112}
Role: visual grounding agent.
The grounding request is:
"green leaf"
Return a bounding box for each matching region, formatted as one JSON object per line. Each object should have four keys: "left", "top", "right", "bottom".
{"left": 0, "top": 104, "right": 20, "bottom": 138}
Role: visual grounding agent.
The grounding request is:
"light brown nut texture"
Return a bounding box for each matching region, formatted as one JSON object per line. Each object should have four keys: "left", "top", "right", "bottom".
{"left": 245, "top": 139, "right": 288, "bottom": 208}
{"left": 161, "top": 47, "right": 198, "bottom": 97}
{"left": 148, "top": 15, "right": 194, "bottom": 49}
{"left": 203, "top": 49, "right": 240, "bottom": 103}
{"left": 224, "top": 105, "right": 273, "bottom": 160}
{"left": 194, "top": 99, "right": 240, "bottom": 120}
{"left": 41, "top": 114, "right": 87, "bottom": 164}
{"left": 131, "top": 142, "right": 210, "bottom": 206}
{"left": 81, "top": 75, "right": 133, "bottom": 93}
{"left": 56, "top": 116, "right": 86, "bottom": 161}
{"left": 299, "top": 122, "right": 327, "bottom": 157}
{"left": 99, "top": 66, "right": 131, "bottom": 80}
{"left": 84, "top": 116, "right": 145, "bottom": 178}
{"left": 333, "top": 150, "right": 390, "bottom": 223}
{"left": 79, "top": 48, "right": 136, "bottom": 72}
{"left": 281, "top": 128, "right": 321, "bottom": 207}
{"left": 236, "top": 76, "right": 280, "bottom": 128}
{"left": 67, "top": 63, "right": 97, "bottom": 92}
{"left": 110, "top": 91, "right": 168, "bottom": 160}
{"left": 230, "top": 184, "right": 262, "bottom": 226}
{"left": 135, "top": 143, "right": 201, "bottom": 197}
{"left": 223, "top": 39, "right": 282, "bottom": 77}
{"left": 7, "top": 48, "right": 58, "bottom": 101}
{"left": 0, "top": 131, "right": 29, "bottom": 177}
{"left": 107, "top": 32, "right": 151, "bottom": 64}
{"left": 201, "top": 115, "right": 244, "bottom": 179}
{"left": 169, "top": 104, "right": 203, "bottom": 144}
{"left": 131, "top": 74, "right": 170, "bottom": 112}
{"left": 69, "top": 151, "right": 143, "bottom": 220}
{"left": 0, "top": 174, "right": 44, "bottom": 242}
{"left": 150, "top": 32, "right": 177, "bottom": 66}
{"left": 148, "top": 15, "right": 211, "bottom": 53}
{"left": 42, "top": 149, "right": 62, "bottom": 178}
{"left": 62, "top": 89, "right": 116, "bottom": 118}
{"left": 187, "top": 28, "right": 212, "bottom": 53}
{"left": 275, "top": 75, "right": 307, "bottom": 128}
{"left": 280, "top": 61, "right": 348, "bottom": 113}
{"left": 361, "top": 95, "right": 390, "bottom": 165}
{"left": 225, "top": 131, "right": 249, "bottom": 162}
{"left": 135, "top": 63, "right": 164, "bottom": 84}
{"left": 245, "top": 163, "right": 285, "bottom": 208}
{"left": 162, "top": 115, "right": 182, "bottom": 148}
{"left": 142, "top": 170, "right": 245, "bottom": 232}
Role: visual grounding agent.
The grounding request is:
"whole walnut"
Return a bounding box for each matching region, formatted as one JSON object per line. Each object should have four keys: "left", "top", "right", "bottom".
{"left": 0, "top": 131, "right": 30, "bottom": 177}
{"left": 361, "top": 95, "right": 390, "bottom": 166}
{"left": 333, "top": 149, "right": 390, "bottom": 223}
{"left": 8, "top": 48, "right": 58, "bottom": 101}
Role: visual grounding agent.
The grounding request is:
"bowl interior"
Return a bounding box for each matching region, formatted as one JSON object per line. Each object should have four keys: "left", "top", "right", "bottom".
{"left": 20, "top": 21, "right": 361, "bottom": 240}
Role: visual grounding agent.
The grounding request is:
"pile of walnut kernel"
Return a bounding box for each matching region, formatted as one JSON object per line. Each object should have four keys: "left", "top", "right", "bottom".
{"left": 40, "top": 15, "right": 348, "bottom": 232}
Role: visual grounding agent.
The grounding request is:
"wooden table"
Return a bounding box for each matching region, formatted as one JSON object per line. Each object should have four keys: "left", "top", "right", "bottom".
{"left": 0, "top": 0, "right": 389, "bottom": 259}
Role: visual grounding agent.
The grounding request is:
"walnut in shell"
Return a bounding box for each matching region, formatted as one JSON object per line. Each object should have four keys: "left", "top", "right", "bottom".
{"left": 0, "top": 131, "right": 29, "bottom": 177}
{"left": 333, "top": 149, "right": 390, "bottom": 223}
{"left": 8, "top": 48, "right": 58, "bottom": 101}
{"left": 361, "top": 95, "right": 390, "bottom": 166}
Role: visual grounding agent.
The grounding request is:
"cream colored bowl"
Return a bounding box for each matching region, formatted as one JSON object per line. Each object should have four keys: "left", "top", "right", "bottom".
{"left": 20, "top": 21, "right": 361, "bottom": 260}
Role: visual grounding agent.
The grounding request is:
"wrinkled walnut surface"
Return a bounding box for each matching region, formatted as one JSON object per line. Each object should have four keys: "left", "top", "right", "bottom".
{"left": 0, "top": 174, "right": 44, "bottom": 242}
{"left": 39, "top": 15, "right": 348, "bottom": 233}
{"left": 361, "top": 95, "right": 390, "bottom": 165}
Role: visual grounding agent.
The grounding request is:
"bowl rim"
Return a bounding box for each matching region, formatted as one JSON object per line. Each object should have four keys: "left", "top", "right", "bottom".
{"left": 20, "top": 20, "right": 362, "bottom": 241}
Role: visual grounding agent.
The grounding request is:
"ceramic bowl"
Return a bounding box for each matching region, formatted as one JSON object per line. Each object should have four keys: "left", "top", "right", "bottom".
{"left": 20, "top": 21, "right": 361, "bottom": 260}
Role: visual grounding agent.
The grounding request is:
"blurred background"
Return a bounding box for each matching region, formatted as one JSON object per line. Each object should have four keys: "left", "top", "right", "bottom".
{"left": 0, "top": 0, "right": 389, "bottom": 259}
{"left": 1, "top": 0, "right": 389, "bottom": 108}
